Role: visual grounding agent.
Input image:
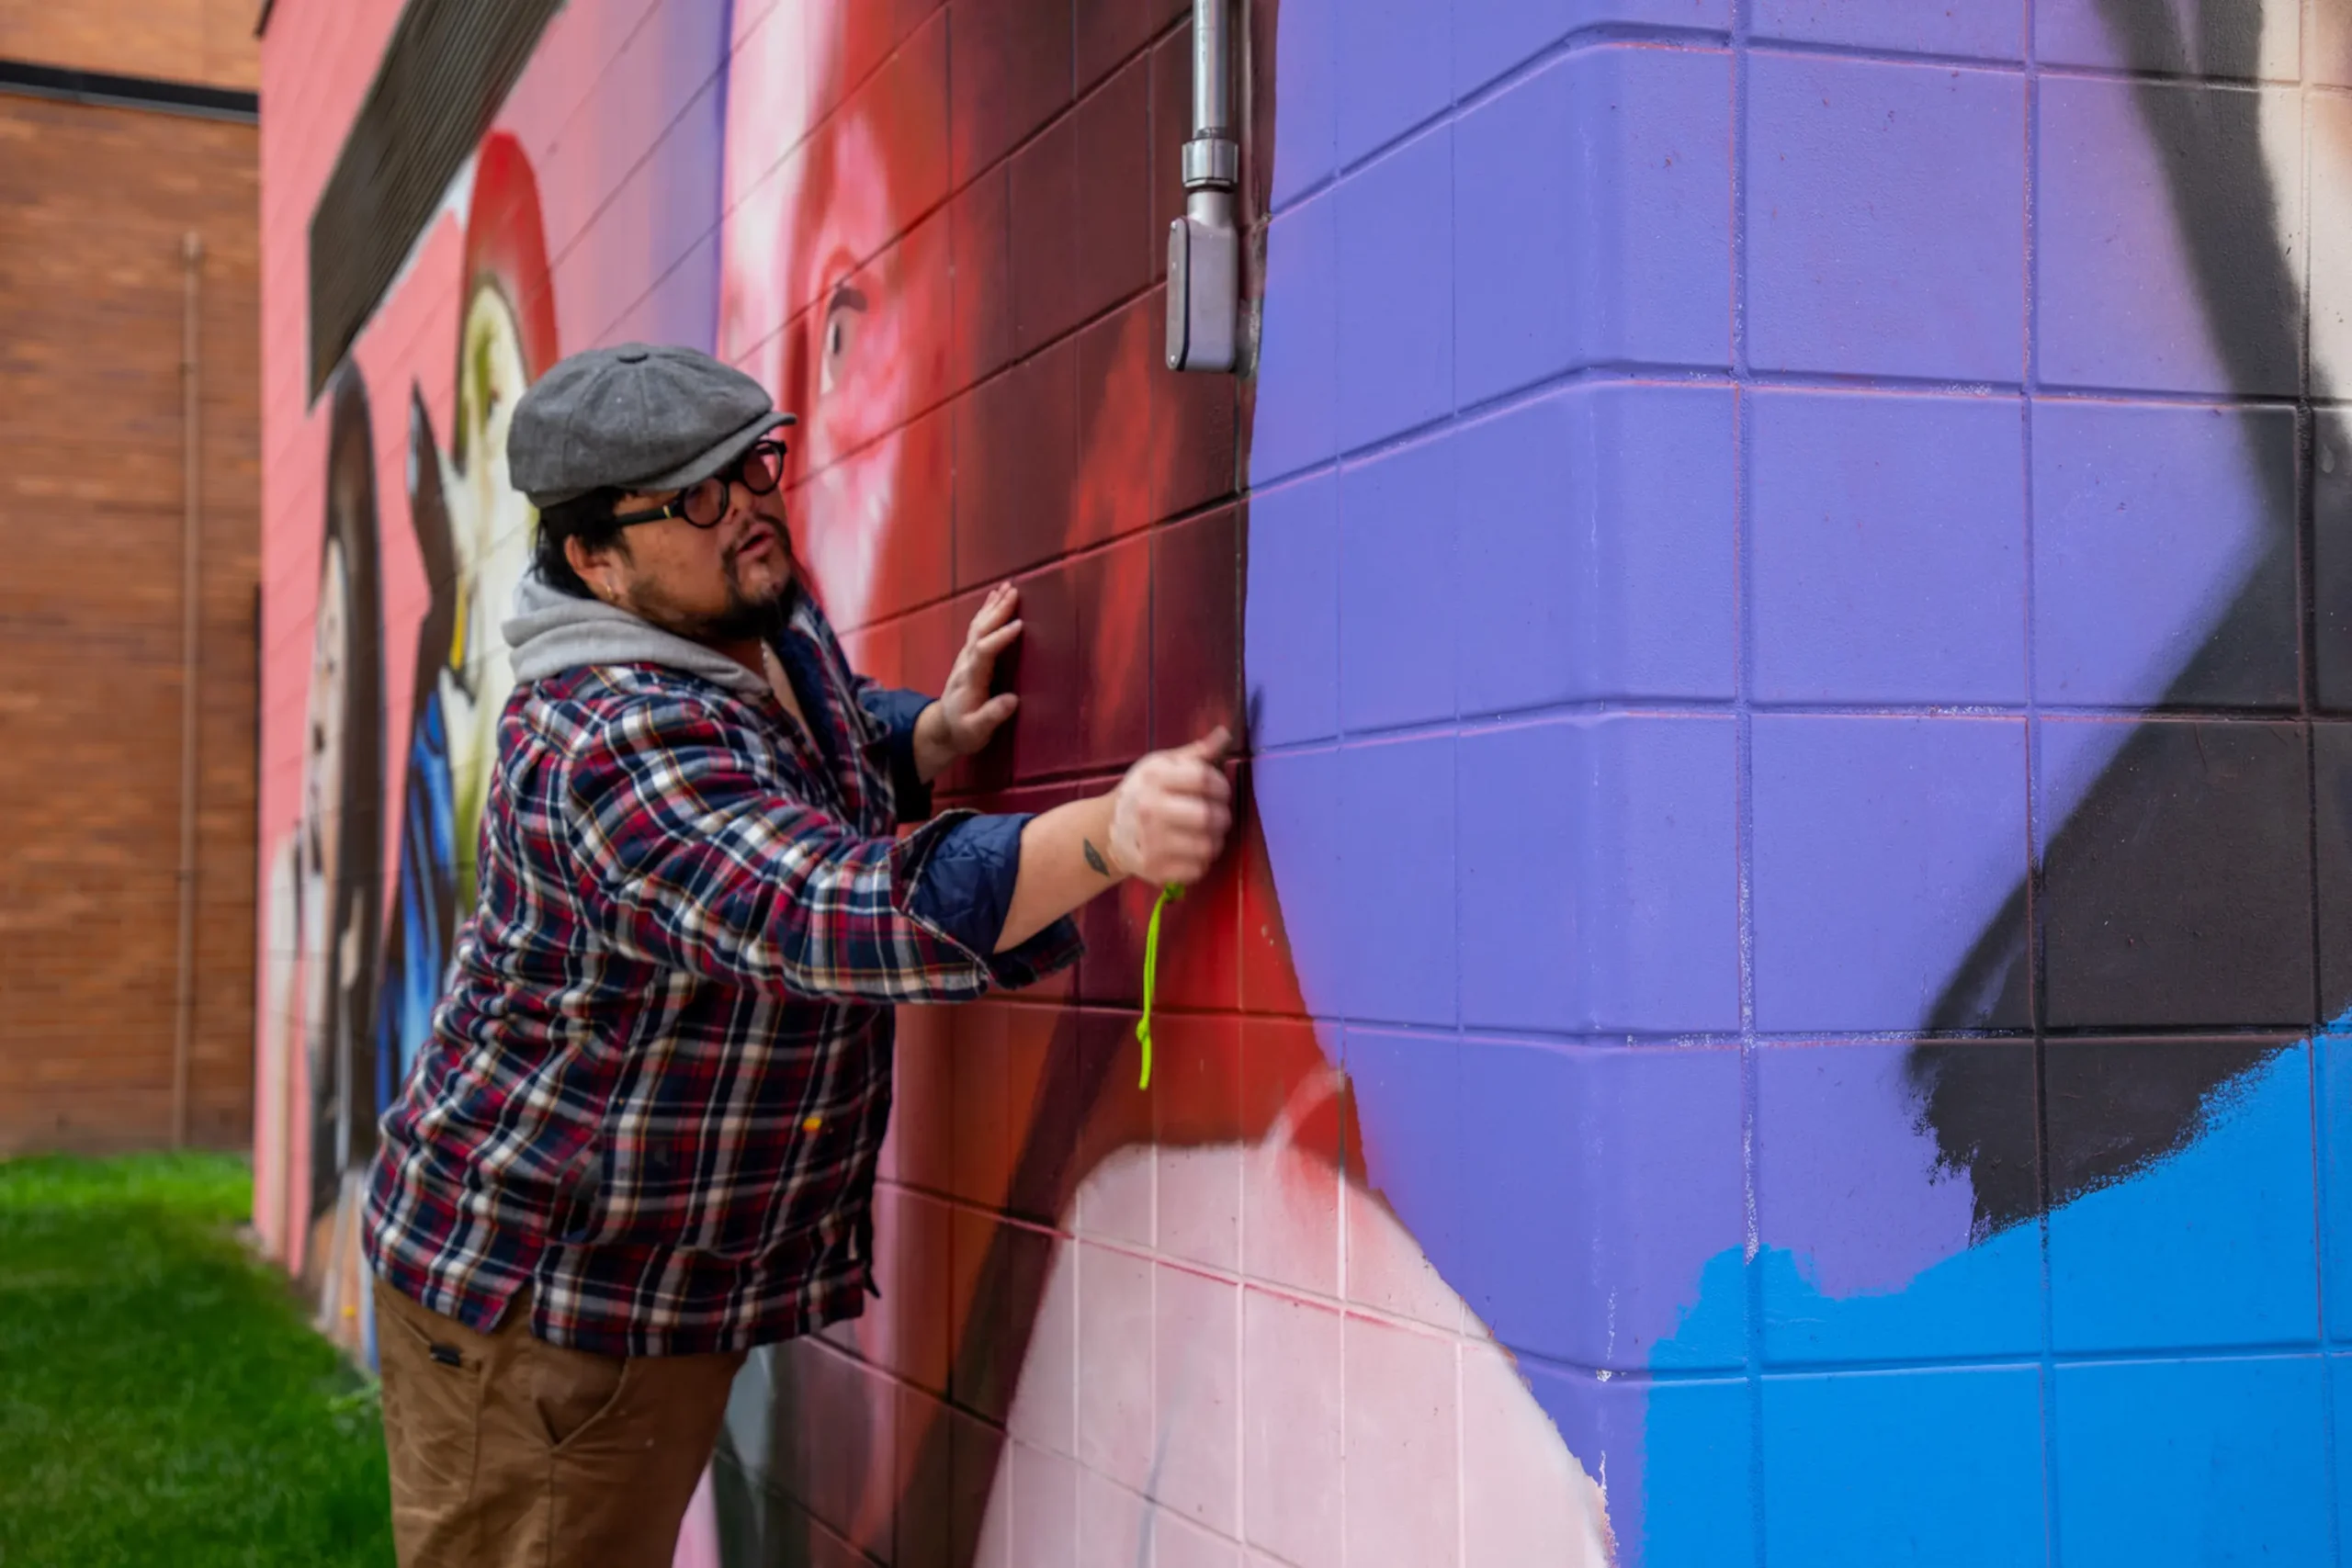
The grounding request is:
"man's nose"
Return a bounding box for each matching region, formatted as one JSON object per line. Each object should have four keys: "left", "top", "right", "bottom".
{"left": 719, "top": 480, "right": 758, "bottom": 529}
{"left": 729, "top": 478, "right": 784, "bottom": 530}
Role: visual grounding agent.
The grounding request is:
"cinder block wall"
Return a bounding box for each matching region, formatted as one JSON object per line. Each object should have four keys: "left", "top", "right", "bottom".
{"left": 1249, "top": 2, "right": 2352, "bottom": 1562}
{"left": 259, "top": 0, "right": 2352, "bottom": 1562}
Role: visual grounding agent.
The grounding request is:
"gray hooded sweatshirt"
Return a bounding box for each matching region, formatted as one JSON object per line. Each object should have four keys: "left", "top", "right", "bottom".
{"left": 504, "top": 570, "right": 772, "bottom": 700}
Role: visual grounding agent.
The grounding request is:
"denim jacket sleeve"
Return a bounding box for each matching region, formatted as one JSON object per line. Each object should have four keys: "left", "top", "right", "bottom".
{"left": 852, "top": 680, "right": 934, "bottom": 826}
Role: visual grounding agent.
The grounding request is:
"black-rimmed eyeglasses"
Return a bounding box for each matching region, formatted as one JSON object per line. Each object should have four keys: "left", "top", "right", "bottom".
{"left": 610, "top": 438, "right": 787, "bottom": 530}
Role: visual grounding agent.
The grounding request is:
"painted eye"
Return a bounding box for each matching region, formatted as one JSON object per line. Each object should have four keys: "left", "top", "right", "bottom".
{"left": 820, "top": 283, "right": 867, "bottom": 397}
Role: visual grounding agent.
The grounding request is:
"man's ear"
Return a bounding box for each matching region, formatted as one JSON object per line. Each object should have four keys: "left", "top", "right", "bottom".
{"left": 564, "top": 532, "right": 627, "bottom": 598}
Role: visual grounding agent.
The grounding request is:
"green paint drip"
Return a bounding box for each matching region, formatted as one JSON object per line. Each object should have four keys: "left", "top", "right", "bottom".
{"left": 1136, "top": 883, "right": 1185, "bottom": 1089}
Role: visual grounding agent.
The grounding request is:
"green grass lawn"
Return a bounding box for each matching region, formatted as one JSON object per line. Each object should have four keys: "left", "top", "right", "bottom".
{"left": 0, "top": 1154, "right": 394, "bottom": 1567}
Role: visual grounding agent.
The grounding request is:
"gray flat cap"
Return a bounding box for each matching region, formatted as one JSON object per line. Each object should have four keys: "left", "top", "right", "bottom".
{"left": 507, "top": 342, "right": 797, "bottom": 508}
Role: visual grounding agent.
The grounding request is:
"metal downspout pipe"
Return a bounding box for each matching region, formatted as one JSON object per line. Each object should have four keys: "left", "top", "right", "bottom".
{"left": 171, "top": 231, "right": 203, "bottom": 1149}
{"left": 1166, "top": 0, "right": 1240, "bottom": 373}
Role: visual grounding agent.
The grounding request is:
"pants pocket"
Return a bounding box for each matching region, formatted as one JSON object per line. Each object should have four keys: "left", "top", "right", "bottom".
{"left": 544, "top": 1349, "right": 748, "bottom": 1568}
{"left": 375, "top": 1281, "right": 483, "bottom": 1509}
{"left": 525, "top": 1337, "right": 632, "bottom": 1453}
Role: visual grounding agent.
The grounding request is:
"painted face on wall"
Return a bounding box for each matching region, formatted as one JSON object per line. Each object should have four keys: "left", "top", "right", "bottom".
{"left": 296, "top": 534, "right": 352, "bottom": 1236}
{"left": 723, "top": 5, "right": 880, "bottom": 620}
{"left": 717, "top": 7, "right": 1169, "bottom": 657}
{"left": 454, "top": 287, "right": 537, "bottom": 613}
{"left": 300, "top": 541, "right": 349, "bottom": 896}
{"left": 264, "top": 367, "right": 383, "bottom": 1274}
{"left": 727, "top": 112, "right": 937, "bottom": 628}
{"left": 441, "top": 282, "right": 538, "bottom": 888}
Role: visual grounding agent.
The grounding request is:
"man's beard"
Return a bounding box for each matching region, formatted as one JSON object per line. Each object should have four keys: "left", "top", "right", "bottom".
{"left": 694, "top": 564, "right": 795, "bottom": 642}
{"left": 632, "top": 525, "right": 798, "bottom": 643}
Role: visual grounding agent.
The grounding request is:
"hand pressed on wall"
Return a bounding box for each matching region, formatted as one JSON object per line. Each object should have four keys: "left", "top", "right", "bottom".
{"left": 911, "top": 582, "right": 1023, "bottom": 782}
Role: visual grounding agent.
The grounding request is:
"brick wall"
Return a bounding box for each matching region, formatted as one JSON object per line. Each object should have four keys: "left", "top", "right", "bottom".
{"left": 0, "top": 0, "right": 260, "bottom": 90}
{"left": 0, "top": 89, "right": 259, "bottom": 1153}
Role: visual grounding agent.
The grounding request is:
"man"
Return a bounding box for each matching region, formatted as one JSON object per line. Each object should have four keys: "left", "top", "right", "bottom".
{"left": 360, "top": 341, "right": 1233, "bottom": 1568}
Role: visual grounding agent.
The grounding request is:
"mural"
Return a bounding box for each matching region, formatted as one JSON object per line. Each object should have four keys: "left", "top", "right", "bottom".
{"left": 256, "top": 363, "right": 381, "bottom": 1300}
{"left": 372, "top": 130, "right": 555, "bottom": 1112}
{"left": 254, "top": 0, "right": 2352, "bottom": 1562}
{"left": 254, "top": 130, "right": 552, "bottom": 1328}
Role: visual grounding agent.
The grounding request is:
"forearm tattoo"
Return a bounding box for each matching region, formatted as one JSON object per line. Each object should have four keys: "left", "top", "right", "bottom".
{"left": 1083, "top": 840, "right": 1111, "bottom": 876}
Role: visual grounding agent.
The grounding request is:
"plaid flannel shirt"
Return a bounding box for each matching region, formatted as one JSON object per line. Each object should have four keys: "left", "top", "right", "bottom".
{"left": 362, "top": 590, "right": 1080, "bottom": 1356}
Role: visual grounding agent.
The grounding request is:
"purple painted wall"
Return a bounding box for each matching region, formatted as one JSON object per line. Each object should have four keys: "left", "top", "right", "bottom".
{"left": 1251, "top": 0, "right": 2352, "bottom": 1562}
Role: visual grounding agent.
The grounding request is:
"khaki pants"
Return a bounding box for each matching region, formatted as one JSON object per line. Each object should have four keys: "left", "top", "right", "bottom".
{"left": 373, "top": 1277, "right": 745, "bottom": 1568}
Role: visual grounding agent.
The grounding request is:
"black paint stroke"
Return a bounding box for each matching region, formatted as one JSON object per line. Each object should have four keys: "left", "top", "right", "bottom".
{"left": 306, "top": 0, "right": 564, "bottom": 398}
{"left": 1911, "top": 0, "right": 2320, "bottom": 1235}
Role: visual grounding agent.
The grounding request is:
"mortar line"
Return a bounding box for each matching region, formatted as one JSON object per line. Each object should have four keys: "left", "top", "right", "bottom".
{"left": 2295, "top": 29, "right": 2344, "bottom": 1567}
{"left": 1724, "top": 4, "right": 1768, "bottom": 1563}
{"left": 2018, "top": 5, "right": 2065, "bottom": 1559}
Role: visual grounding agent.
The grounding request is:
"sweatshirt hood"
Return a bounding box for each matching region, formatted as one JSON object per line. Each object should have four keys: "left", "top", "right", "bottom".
{"left": 503, "top": 570, "right": 770, "bottom": 699}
